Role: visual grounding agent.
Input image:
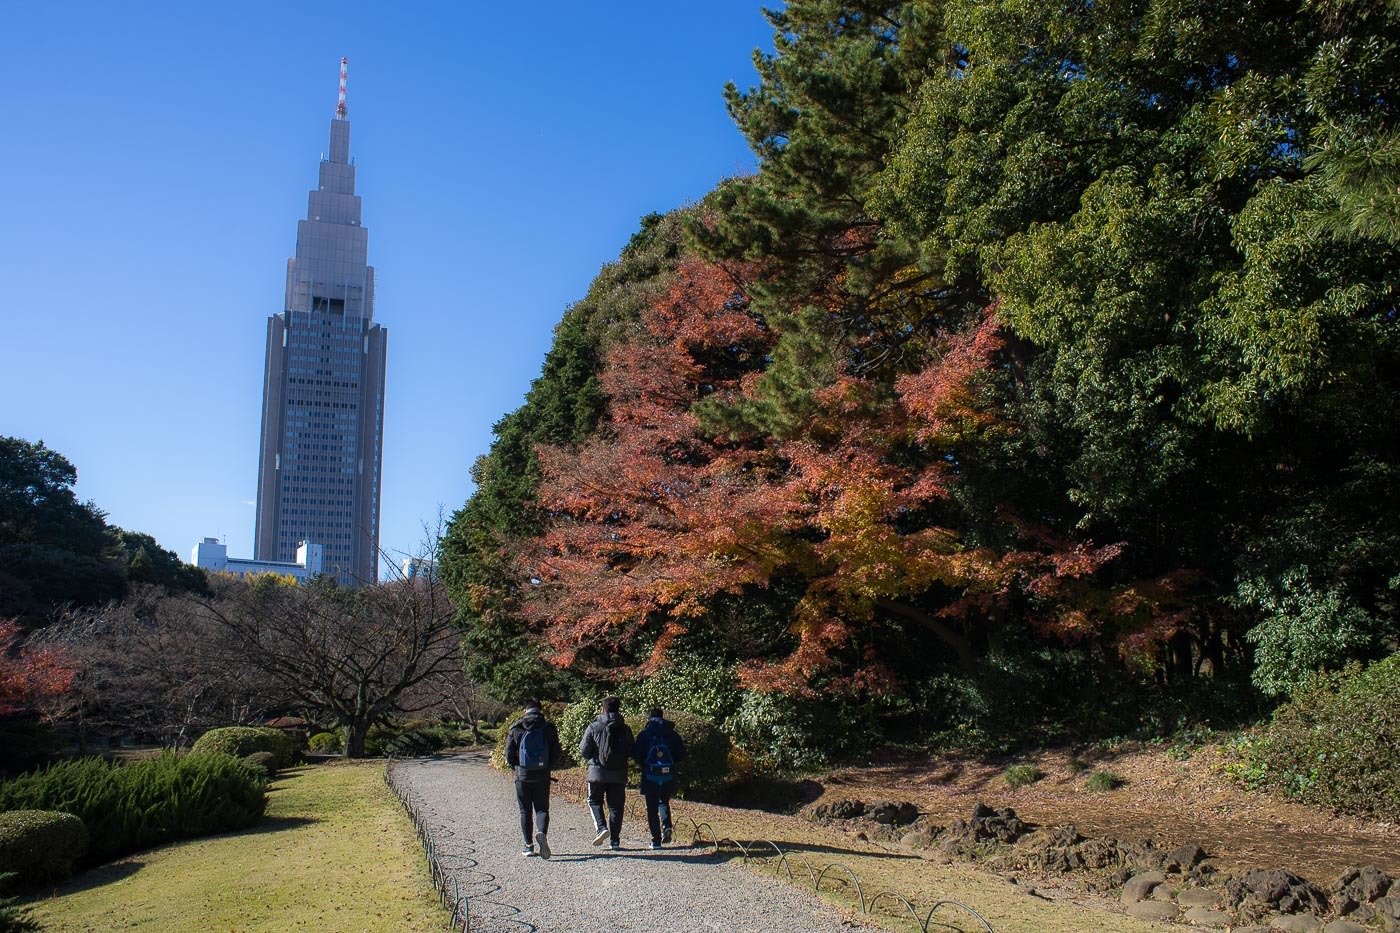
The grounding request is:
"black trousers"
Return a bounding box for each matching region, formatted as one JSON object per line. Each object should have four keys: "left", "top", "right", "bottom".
{"left": 587, "top": 780, "right": 625, "bottom": 845}
{"left": 641, "top": 781, "right": 674, "bottom": 845}
{"left": 515, "top": 779, "right": 550, "bottom": 846}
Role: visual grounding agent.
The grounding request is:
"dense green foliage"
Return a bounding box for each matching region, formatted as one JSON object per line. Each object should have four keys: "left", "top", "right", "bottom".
{"left": 0, "top": 436, "right": 208, "bottom": 626}
{"left": 192, "top": 727, "right": 299, "bottom": 770}
{"left": 662, "top": 710, "right": 732, "bottom": 797}
{"left": 1238, "top": 654, "right": 1400, "bottom": 819}
{"left": 445, "top": 0, "right": 1399, "bottom": 761}
{"left": 0, "top": 752, "right": 266, "bottom": 864}
{"left": 0, "top": 810, "right": 88, "bottom": 885}
{"left": 308, "top": 732, "right": 340, "bottom": 753}
{"left": 240, "top": 751, "right": 278, "bottom": 779}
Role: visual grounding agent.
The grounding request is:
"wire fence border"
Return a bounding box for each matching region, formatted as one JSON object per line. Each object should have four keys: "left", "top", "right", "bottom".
{"left": 385, "top": 755, "right": 472, "bottom": 932}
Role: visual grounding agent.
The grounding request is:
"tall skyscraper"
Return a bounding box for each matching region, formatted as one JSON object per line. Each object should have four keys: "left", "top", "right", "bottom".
{"left": 254, "top": 59, "right": 386, "bottom": 585}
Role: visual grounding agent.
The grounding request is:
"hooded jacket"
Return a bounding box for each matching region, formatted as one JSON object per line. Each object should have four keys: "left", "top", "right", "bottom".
{"left": 578, "top": 711, "right": 634, "bottom": 783}
{"left": 504, "top": 709, "right": 563, "bottom": 781}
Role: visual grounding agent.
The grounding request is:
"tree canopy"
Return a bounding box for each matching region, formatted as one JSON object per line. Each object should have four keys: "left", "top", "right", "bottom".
{"left": 442, "top": 0, "right": 1398, "bottom": 744}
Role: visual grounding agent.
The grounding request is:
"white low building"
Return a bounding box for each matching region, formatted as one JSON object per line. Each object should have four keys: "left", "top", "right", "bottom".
{"left": 191, "top": 537, "right": 324, "bottom": 581}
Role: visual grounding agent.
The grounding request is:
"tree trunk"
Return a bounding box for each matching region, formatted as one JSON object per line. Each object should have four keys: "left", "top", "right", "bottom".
{"left": 875, "top": 599, "right": 976, "bottom": 668}
{"left": 344, "top": 719, "right": 370, "bottom": 758}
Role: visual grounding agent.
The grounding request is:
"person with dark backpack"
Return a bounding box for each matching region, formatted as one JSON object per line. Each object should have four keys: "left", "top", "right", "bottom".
{"left": 632, "top": 706, "right": 688, "bottom": 849}
{"left": 504, "top": 700, "right": 563, "bottom": 858}
{"left": 577, "top": 695, "right": 633, "bottom": 850}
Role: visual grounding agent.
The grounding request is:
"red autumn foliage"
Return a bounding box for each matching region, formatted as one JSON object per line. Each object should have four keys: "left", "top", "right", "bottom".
{"left": 522, "top": 255, "right": 1182, "bottom": 694}
{"left": 0, "top": 620, "right": 77, "bottom": 717}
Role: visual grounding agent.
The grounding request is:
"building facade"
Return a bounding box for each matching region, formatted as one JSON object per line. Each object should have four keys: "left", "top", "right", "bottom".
{"left": 253, "top": 63, "right": 386, "bottom": 585}
{"left": 192, "top": 537, "right": 324, "bottom": 582}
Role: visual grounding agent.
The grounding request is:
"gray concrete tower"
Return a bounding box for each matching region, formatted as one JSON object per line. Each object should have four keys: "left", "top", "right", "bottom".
{"left": 254, "top": 60, "right": 386, "bottom": 584}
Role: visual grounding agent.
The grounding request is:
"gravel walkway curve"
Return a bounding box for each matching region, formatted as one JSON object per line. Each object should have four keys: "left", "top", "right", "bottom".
{"left": 393, "top": 751, "right": 877, "bottom": 933}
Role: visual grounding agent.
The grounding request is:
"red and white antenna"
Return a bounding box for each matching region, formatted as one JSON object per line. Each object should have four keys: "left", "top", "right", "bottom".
{"left": 336, "top": 57, "right": 348, "bottom": 119}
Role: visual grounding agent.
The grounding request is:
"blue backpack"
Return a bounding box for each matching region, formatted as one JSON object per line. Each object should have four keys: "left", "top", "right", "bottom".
{"left": 643, "top": 730, "right": 675, "bottom": 785}
{"left": 519, "top": 727, "right": 549, "bottom": 770}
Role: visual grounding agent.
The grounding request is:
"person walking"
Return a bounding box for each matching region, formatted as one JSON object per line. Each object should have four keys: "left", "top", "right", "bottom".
{"left": 504, "top": 700, "right": 563, "bottom": 858}
{"left": 632, "top": 706, "right": 688, "bottom": 850}
{"left": 578, "top": 695, "right": 633, "bottom": 850}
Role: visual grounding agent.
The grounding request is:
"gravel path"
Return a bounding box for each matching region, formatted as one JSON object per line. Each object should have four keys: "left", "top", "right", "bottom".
{"left": 393, "top": 751, "right": 875, "bottom": 933}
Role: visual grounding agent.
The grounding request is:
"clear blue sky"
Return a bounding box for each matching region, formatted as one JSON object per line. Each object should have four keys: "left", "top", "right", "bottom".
{"left": 0, "top": 2, "right": 772, "bottom": 572}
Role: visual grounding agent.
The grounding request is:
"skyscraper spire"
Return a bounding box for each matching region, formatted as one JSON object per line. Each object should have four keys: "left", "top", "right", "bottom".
{"left": 336, "top": 57, "right": 348, "bottom": 120}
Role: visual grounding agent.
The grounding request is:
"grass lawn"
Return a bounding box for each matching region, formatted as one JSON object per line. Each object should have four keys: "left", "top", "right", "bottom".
{"left": 28, "top": 761, "right": 443, "bottom": 932}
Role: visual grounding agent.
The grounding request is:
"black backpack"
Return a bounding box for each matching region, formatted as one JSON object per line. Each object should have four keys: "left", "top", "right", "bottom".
{"left": 595, "top": 718, "right": 630, "bottom": 770}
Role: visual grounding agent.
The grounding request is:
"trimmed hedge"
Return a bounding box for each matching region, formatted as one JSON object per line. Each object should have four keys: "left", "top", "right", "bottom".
{"left": 192, "top": 726, "right": 299, "bottom": 769}
{"left": 0, "top": 810, "right": 88, "bottom": 885}
{"left": 1244, "top": 652, "right": 1400, "bottom": 819}
{"left": 241, "top": 751, "right": 277, "bottom": 779}
{"left": 308, "top": 731, "right": 340, "bottom": 753}
{"left": 664, "top": 710, "right": 731, "bottom": 797}
{"left": 0, "top": 752, "right": 267, "bottom": 864}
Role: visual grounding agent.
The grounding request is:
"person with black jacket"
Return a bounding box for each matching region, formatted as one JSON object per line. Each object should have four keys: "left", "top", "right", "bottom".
{"left": 577, "top": 695, "right": 633, "bottom": 850}
{"left": 632, "top": 706, "right": 688, "bottom": 850}
{"left": 504, "top": 700, "right": 564, "bottom": 858}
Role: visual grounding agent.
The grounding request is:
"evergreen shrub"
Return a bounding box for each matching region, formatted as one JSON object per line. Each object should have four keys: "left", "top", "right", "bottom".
{"left": 241, "top": 751, "right": 277, "bottom": 779}
{"left": 0, "top": 752, "right": 266, "bottom": 864}
{"left": 664, "top": 710, "right": 730, "bottom": 797}
{"left": 365, "top": 720, "right": 471, "bottom": 757}
{"left": 192, "top": 726, "right": 298, "bottom": 769}
{"left": 555, "top": 696, "right": 602, "bottom": 762}
{"left": 1244, "top": 653, "right": 1400, "bottom": 819}
{"left": 308, "top": 731, "right": 340, "bottom": 753}
{"left": 0, "top": 810, "right": 88, "bottom": 885}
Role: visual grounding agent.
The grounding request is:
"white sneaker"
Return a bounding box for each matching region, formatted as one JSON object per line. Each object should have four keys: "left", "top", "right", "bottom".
{"left": 521, "top": 848, "right": 536, "bottom": 857}
{"left": 609, "top": 842, "right": 621, "bottom": 851}
{"left": 592, "top": 827, "right": 609, "bottom": 846}
{"left": 535, "top": 831, "right": 551, "bottom": 859}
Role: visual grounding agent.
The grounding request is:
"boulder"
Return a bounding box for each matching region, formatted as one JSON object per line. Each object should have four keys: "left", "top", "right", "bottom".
{"left": 1123, "top": 871, "right": 1168, "bottom": 905}
{"left": 900, "top": 830, "right": 936, "bottom": 848}
{"left": 1177, "top": 888, "right": 1222, "bottom": 909}
{"left": 1322, "top": 921, "right": 1369, "bottom": 933}
{"left": 811, "top": 799, "right": 866, "bottom": 821}
{"left": 1226, "top": 868, "right": 1329, "bottom": 922}
{"left": 867, "top": 799, "right": 920, "bottom": 825}
{"left": 1164, "top": 843, "right": 1208, "bottom": 873}
{"left": 1182, "top": 907, "right": 1232, "bottom": 928}
{"left": 1269, "top": 915, "right": 1321, "bottom": 933}
{"left": 1332, "top": 866, "right": 1392, "bottom": 908}
{"left": 1126, "top": 901, "right": 1180, "bottom": 922}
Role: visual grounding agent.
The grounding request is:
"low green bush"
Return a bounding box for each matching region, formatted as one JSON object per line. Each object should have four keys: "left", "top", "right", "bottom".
{"left": 192, "top": 726, "right": 298, "bottom": 769}
{"left": 0, "top": 752, "right": 267, "bottom": 864}
{"left": 1003, "top": 764, "right": 1044, "bottom": 788}
{"left": 1243, "top": 652, "right": 1400, "bottom": 819}
{"left": 308, "top": 731, "right": 340, "bottom": 753}
{"left": 1084, "top": 771, "right": 1126, "bottom": 792}
{"left": 241, "top": 751, "right": 277, "bottom": 779}
{"left": 664, "top": 710, "right": 731, "bottom": 798}
{"left": 367, "top": 720, "right": 474, "bottom": 757}
{"left": 555, "top": 696, "right": 602, "bottom": 763}
{"left": 0, "top": 810, "right": 88, "bottom": 885}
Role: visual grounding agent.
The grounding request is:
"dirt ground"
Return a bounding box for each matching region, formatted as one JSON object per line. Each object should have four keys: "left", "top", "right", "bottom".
{"left": 815, "top": 742, "right": 1400, "bottom": 882}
